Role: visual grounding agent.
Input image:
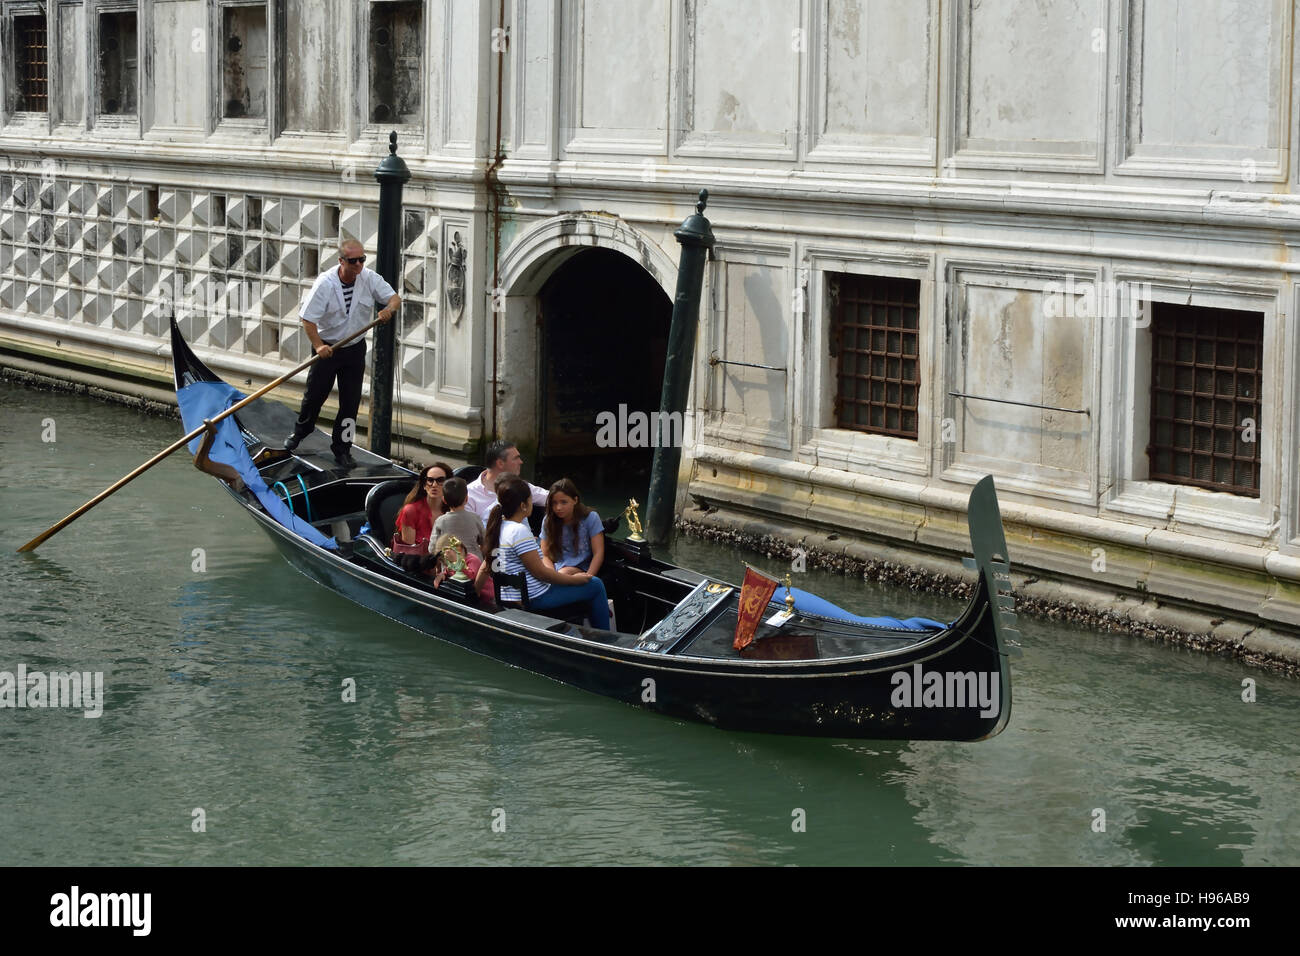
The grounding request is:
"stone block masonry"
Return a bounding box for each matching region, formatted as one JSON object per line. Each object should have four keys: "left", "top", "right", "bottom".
{"left": 0, "top": 173, "right": 443, "bottom": 392}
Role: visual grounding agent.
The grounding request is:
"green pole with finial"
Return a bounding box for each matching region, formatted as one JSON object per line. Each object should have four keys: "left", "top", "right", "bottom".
{"left": 370, "top": 131, "right": 410, "bottom": 458}
{"left": 645, "top": 189, "right": 715, "bottom": 546}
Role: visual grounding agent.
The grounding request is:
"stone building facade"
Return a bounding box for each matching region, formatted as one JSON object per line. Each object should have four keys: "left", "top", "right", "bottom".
{"left": 4, "top": 0, "right": 1300, "bottom": 641}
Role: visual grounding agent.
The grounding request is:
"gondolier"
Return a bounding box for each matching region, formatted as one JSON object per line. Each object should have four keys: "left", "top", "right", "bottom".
{"left": 284, "top": 238, "right": 401, "bottom": 467}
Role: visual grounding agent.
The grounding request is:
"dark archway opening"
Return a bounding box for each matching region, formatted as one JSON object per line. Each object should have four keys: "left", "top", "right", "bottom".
{"left": 536, "top": 248, "right": 672, "bottom": 505}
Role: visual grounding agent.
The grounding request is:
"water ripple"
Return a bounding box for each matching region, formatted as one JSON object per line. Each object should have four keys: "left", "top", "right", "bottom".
{"left": 2, "top": 381, "right": 1299, "bottom": 865}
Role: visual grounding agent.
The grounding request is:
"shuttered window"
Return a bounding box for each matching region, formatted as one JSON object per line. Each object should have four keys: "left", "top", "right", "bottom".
{"left": 97, "top": 9, "right": 138, "bottom": 116}
{"left": 369, "top": 1, "right": 422, "bottom": 124}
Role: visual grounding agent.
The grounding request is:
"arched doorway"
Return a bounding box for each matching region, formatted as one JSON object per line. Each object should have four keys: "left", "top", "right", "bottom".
{"left": 536, "top": 248, "right": 673, "bottom": 491}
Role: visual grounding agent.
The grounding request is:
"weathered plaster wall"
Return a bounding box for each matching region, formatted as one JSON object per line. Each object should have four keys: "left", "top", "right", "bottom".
{"left": 55, "top": 2, "right": 86, "bottom": 126}
{"left": 283, "top": 0, "right": 345, "bottom": 133}
{"left": 821, "top": 0, "right": 931, "bottom": 146}
{"left": 151, "top": 0, "right": 207, "bottom": 131}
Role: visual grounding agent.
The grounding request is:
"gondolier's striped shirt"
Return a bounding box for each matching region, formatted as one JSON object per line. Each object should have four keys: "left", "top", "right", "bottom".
{"left": 496, "top": 520, "right": 548, "bottom": 602}
{"left": 300, "top": 266, "right": 396, "bottom": 346}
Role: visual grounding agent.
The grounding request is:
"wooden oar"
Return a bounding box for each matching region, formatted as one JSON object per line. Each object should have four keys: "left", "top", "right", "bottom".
{"left": 16, "top": 318, "right": 384, "bottom": 553}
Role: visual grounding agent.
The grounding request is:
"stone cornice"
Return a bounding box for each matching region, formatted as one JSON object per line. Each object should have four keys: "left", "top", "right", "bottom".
{"left": 9, "top": 135, "right": 1300, "bottom": 241}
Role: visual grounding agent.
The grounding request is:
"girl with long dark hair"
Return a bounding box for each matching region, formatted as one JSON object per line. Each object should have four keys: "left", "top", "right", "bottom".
{"left": 540, "top": 478, "right": 604, "bottom": 576}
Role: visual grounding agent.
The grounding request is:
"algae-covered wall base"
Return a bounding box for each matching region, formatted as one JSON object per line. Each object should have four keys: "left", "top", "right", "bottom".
{"left": 676, "top": 502, "right": 1300, "bottom": 675}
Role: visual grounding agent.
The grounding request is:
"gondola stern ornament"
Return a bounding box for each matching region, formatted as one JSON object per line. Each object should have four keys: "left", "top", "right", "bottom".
{"left": 764, "top": 572, "right": 797, "bottom": 628}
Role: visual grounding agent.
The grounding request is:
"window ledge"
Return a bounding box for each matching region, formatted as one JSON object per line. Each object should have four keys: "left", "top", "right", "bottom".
{"left": 800, "top": 427, "right": 927, "bottom": 478}
{"left": 701, "top": 415, "right": 791, "bottom": 453}
{"left": 92, "top": 117, "right": 139, "bottom": 134}
{"left": 211, "top": 121, "right": 269, "bottom": 142}
{"left": 942, "top": 458, "right": 1095, "bottom": 507}
{"left": 275, "top": 129, "right": 352, "bottom": 147}
{"left": 1106, "top": 480, "right": 1275, "bottom": 541}
{"left": 4, "top": 113, "right": 48, "bottom": 130}
{"left": 360, "top": 123, "right": 424, "bottom": 142}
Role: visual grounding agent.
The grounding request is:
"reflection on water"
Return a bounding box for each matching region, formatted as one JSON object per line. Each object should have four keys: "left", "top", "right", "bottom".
{"left": 2, "top": 381, "right": 1298, "bottom": 865}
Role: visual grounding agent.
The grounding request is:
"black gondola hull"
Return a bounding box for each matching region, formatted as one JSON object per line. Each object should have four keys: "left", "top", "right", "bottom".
{"left": 248, "top": 496, "right": 1010, "bottom": 740}
{"left": 174, "top": 318, "right": 1016, "bottom": 741}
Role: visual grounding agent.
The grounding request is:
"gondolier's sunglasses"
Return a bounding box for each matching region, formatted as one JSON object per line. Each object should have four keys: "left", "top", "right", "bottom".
{"left": 341, "top": 255, "right": 366, "bottom": 265}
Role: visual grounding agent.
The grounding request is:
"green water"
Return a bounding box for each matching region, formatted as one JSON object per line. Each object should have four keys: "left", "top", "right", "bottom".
{"left": 2, "top": 380, "right": 1298, "bottom": 865}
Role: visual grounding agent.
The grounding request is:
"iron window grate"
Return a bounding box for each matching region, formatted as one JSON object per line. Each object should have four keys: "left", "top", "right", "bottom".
{"left": 15, "top": 16, "right": 48, "bottom": 113}
{"left": 831, "top": 274, "right": 920, "bottom": 439}
{"left": 1149, "top": 302, "right": 1262, "bottom": 497}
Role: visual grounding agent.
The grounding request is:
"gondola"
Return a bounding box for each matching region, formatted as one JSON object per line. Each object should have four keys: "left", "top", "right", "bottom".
{"left": 170, "top": 319, "right": 1020, "bottom": 740}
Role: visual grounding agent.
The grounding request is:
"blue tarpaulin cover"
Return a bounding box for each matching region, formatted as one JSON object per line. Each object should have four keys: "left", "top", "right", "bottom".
{"left": 778, "top": 586, "right": 946, "bottom": 631}
{"left": 177, "top": 381, "right": 338, "bottom": 550}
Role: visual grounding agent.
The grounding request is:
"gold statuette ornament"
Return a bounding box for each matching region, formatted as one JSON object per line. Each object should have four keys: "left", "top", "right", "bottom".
{"left": 623, "top": 498, "right": 646, "bottom": 543}
{"left": 441, "top": 535, "right": 473, "bottom": 582}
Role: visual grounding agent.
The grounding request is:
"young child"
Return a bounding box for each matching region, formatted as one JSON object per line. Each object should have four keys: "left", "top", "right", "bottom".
{"left": 540, "top": 478, "right": 605, "bottom": 577}
{"left": 431, "top": 533, "right": 494, "bottom": 604}
{"left": 432, "top": 476, "right": 486, "bottom": 561}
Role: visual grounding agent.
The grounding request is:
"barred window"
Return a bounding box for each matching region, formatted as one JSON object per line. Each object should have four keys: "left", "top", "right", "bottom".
{"left": 13, "top": 14, "right": 47, "bottom": 113}
{"left": 830, "top": 274, "right": 920, "bottom": 439}
{"left": 1149, "top": 302, "right": 1262, "bottom": 497}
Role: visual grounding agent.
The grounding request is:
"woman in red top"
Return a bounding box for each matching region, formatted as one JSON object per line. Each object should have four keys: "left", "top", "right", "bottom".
{"left": 395, "top": 461, "right": 451, "bottom": 571}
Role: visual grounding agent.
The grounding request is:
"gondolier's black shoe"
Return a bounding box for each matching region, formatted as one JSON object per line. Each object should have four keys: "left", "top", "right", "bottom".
{"left": 334, "top": 450, "right": 357, "bottom": 469}
{"left": 283, "top": 434, "right": 301, "bottom": 452}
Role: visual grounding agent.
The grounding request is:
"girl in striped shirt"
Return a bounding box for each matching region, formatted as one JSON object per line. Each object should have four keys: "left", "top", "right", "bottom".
{"left": 475, "top": 476, "right": 611, "bottom": 629}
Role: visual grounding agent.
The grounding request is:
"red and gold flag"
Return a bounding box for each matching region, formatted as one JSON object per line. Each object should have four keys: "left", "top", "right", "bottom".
{"left": 733, "top": 566, "right": 778, "bottom": 651}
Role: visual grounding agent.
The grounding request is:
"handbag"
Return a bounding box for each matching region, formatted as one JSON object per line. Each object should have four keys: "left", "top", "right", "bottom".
{"left": 390, "top": 534, "right": 427, "bottom": 556}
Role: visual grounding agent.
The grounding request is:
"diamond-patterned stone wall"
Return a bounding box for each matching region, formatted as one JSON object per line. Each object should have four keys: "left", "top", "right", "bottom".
{"left": 0, "top": 172, "right": 444, "bottom": 390}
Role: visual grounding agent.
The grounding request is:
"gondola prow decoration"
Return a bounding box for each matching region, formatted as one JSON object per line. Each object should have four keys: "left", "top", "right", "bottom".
{"left": 15, "top": 316, "right": 386, "bottom": 553}
{"left": 622, "top": 499, "right": 646, "bottom": 543}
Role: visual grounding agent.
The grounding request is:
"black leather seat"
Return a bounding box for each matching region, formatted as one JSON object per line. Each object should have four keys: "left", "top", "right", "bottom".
{"left": 364, "top": 479, "right": 415, "bottom": 544}
{"left": 491, "top": 569, "right": 589, "bottom": 624}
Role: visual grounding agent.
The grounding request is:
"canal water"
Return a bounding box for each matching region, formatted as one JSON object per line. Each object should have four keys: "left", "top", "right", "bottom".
{"left": 2, "top": 379, "right": 1298, "bottom": 866}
